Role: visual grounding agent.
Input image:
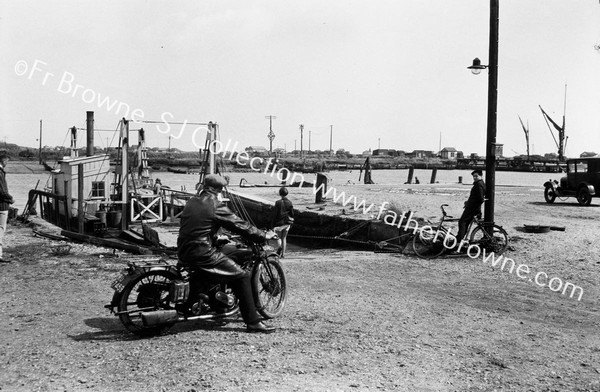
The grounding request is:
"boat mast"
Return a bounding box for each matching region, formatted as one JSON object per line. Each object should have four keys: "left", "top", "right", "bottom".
{"left": 518, "top": 115, "right": 530, "bottom": 160}
{"left": 120, "top": 118, "right": 129, "bottom": 231}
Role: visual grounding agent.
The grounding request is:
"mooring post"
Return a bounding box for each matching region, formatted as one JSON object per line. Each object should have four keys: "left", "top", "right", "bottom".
{"left": 281, "top": 168, "right": 289, "bottom": 185}
{"left": 406, "top": 167, "right": 414, "bottom": 184}
{"left": 78, "top": 164, "right": 84, "bottom": 233}
{"left": 430, "top": 168, "right": 438, "bottom": 184}
{"left": 315, "top": 173, "right": 327, "bottom": 203}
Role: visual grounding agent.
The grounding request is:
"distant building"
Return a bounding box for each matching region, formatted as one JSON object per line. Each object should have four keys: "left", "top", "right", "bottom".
{"left": 495, "top": 144, "right": 504, "bottom": 158}
{"left": 244, "top": 146, "right": 269, "bottom": 156}
{"left": 440, "top": 147, "right": 458, "bottom": 160}
{"left": 373, "top": 148, "right": 397, "bottom": 157}
{"left": 580, "top": 151, "right": 597, "bottom": 158}
{"left": 409, "top": 150, "right": 435, "bottom": 159}
{"left": 362, "top": 149, "right": 372, "bottom": 156}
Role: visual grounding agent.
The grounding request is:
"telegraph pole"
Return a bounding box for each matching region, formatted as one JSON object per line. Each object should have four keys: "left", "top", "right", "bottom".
{"left": 38, "top": 119, "right": 43, "bottom": 164}
{"left": 265, "top": 115, "right": 276, "bottom": 155}
{"left": 309, "top": 131, "right": 311, "bottom": 153}
{"left": 329, "top": 125, "right": 333, "bottom": 156}
{"left": 300, "top": 124, "right": 304, "bottom": 158}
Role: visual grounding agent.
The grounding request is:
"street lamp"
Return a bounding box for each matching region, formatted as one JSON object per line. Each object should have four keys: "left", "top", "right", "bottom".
{"left": 468, "top": 0, "right": 499, "bottom": 229}
{"left": 467, "top": 58, "right": 487, "bottom": 75}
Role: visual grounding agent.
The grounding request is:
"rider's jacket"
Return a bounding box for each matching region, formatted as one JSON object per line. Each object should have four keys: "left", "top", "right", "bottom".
{"left": 177, "top": 188, "right": 265, "bottom": 264}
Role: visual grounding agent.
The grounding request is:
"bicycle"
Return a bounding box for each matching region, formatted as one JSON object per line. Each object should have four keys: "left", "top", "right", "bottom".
{"left": 412, "top": 204, "right": 509, "bottom": 259}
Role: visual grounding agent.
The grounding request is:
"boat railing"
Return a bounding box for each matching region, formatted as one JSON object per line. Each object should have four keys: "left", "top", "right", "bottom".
{"left": 26, "top": 189, "right": 71, "bottom": 231}
{"left": 161, "top": 188, "right": 196, "bottom": 221}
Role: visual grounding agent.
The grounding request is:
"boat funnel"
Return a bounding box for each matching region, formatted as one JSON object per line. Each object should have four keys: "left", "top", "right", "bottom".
{"left": 86, "top": 111, "right": 94, "bottom": 156}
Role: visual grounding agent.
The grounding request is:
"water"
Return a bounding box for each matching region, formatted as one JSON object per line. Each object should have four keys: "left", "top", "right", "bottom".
{"left": 9, "top": 168, "right": 555, "bottom": 213}
{"left": 152, "top": 168, "right": 556, "bottom": 191}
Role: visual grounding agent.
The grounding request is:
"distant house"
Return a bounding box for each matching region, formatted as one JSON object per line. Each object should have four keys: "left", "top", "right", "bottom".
{"left": 273, "top": 147, "right": 286, "bottom": 156}
{"left": 373, "top": 148, "right": 397, "bottom": 157}
{"left": 244, "top": 146, "right": 269, "bottom": 156}
{"left": 495, "top": 143, "right": 504, "bottom": 158}
{"left": 440, "top": 147, "right": 459, "bottom": 160}
{"left": 410, "top": 150, "right": 435, "bottom": 159}
{"left": 362, "top": 149, "right": 372, "bottom": 156}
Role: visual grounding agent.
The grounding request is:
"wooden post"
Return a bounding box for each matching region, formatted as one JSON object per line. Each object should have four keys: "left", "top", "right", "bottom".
{"left": 63, "top": 179, "right": 70, "bottom": 228}
{"left": 121, "top": 119, "right": 129, "bottom": 231}
{"left": 406, "top": 167, "right": 414, "bottom": 184}
{"left": 78, "top": 164, "right": 84, "bottom": 233}
{"left": 430, "top": 168, "right": 438, "bottom": 184}
{"left": 315, "top": 173, "right": 327, "bottom": 203}
{"left": 281, "top": 168, "right": 289, "bottom": 185}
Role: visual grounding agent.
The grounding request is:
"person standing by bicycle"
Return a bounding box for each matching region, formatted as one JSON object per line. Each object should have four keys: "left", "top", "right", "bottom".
{"left": 455, "top": 169, "right": 486, "bottom": 248}
{"left": 0, "top": 152, "right": 14, "bottom": 263}
{"left": 177, "top": 174, "right": 276, "bottom": 333}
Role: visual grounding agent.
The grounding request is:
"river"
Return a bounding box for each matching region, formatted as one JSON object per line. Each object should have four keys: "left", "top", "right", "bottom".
{"left": 7, "top": 168, "right": 555, "bottom": 214}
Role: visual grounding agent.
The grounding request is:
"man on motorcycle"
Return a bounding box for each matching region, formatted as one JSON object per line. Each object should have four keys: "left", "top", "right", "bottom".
{"left": 177, "top": 174, "right": 276, "bottom": 333}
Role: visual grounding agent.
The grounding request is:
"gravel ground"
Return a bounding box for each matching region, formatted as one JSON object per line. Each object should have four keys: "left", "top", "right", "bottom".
{"left": 1, "top": 184, "right": 599, "bottom": 391}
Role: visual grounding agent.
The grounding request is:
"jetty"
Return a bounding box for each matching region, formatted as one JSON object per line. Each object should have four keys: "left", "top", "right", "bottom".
{"left": 22, "top": 112, "right": 412, "bottom": 255}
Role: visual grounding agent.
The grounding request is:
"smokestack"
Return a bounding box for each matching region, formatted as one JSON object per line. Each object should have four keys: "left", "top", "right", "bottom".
{"left": 86, "top": 111, "right": 94, "bottom": 156}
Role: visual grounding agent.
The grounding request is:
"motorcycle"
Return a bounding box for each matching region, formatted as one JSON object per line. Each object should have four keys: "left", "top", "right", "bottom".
{"left": 105, "top": 233, "right": 286, "bottom": 336}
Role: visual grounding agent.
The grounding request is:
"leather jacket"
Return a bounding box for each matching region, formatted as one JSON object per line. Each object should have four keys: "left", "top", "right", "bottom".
{"left": 177, "top": 188, "right": 265, "bottom": 263}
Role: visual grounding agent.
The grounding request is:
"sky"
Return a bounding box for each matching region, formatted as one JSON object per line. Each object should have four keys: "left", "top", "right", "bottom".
{"left": 1, "top": 0, "right": 600, "bottom": 157}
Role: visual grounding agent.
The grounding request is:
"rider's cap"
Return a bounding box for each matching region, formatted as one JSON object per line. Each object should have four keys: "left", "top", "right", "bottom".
{"left": 204, "top": 174, "right": 227, "bottom": 190}
{"left": 471, "top": 169, "right": 483, "bottom": 176}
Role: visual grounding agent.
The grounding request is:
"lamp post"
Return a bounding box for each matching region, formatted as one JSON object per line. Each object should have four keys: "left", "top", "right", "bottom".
{"left": 468, "top": 0, "right": 499, "bottom": 229}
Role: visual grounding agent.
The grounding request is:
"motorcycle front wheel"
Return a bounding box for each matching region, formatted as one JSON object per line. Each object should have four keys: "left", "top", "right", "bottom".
{"left": 252, "top": 255, "right": 286, "bottom": 319}
{"left": 117, "top": 270, "right": 178, "bottom": 337}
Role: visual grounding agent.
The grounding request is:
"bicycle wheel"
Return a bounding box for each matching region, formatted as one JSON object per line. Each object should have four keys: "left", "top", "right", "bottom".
{"left": 117, "top": 270, "right": 178, "bottom": 336}
{"left": 412, "top": 229, "right": 447, "bottom": 259}
{"left": 469, "top": 224, "right": 509, "bottom": 255}
{"left": 252, "top": 255, "right": 286, "bottom": 319}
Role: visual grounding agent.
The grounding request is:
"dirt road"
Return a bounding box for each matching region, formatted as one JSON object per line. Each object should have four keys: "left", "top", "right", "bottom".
{"left": 1, "top": 185, "right": 599, "bottom": 391}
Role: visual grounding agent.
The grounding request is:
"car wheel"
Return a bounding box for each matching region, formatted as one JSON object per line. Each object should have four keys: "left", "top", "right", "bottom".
{"left": 544, "top": 187, "right": 556, "bottom": 203}
{"left": 577, "top": 187, "right": 592, "bottom": 206}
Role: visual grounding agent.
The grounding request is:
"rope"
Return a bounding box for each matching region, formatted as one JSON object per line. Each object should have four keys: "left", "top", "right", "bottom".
{"left": 137, "top": 120, "right": 211, "bottom": 126}
{"left": 227, "top": 189, "right": 255, "bottom": 225}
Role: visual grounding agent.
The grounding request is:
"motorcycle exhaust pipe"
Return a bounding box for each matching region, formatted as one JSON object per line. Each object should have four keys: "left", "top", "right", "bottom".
{"left": 141, "top": 310, "right": 179, "bottom": 327}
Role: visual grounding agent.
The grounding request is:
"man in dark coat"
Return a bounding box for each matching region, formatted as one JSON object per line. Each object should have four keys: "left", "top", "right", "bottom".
{"left": 455, "top": 169, "right": 486, "bottom": 247}
{"left": 177, "top": 174, "right": 275, "bottom": 333}
{"left": 0, "top": 152, "right": 14, "bottom": 263}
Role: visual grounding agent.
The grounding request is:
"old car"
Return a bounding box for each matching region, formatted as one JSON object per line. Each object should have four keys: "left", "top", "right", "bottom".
{"left": 543, "top": 157, "right": 600, "bottom": 206}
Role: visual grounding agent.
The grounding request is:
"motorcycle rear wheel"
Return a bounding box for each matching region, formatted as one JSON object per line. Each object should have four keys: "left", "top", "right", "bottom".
{"left": 117, "top": 270, "right": 178, "bottom": 336}
{"left": 252, "top": 256, "right": 286, "bottom": 319}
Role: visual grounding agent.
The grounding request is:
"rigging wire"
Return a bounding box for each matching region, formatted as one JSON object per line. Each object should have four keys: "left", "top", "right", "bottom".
{"left": 136, "top": 120, "right": 211, "bottom": 126}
